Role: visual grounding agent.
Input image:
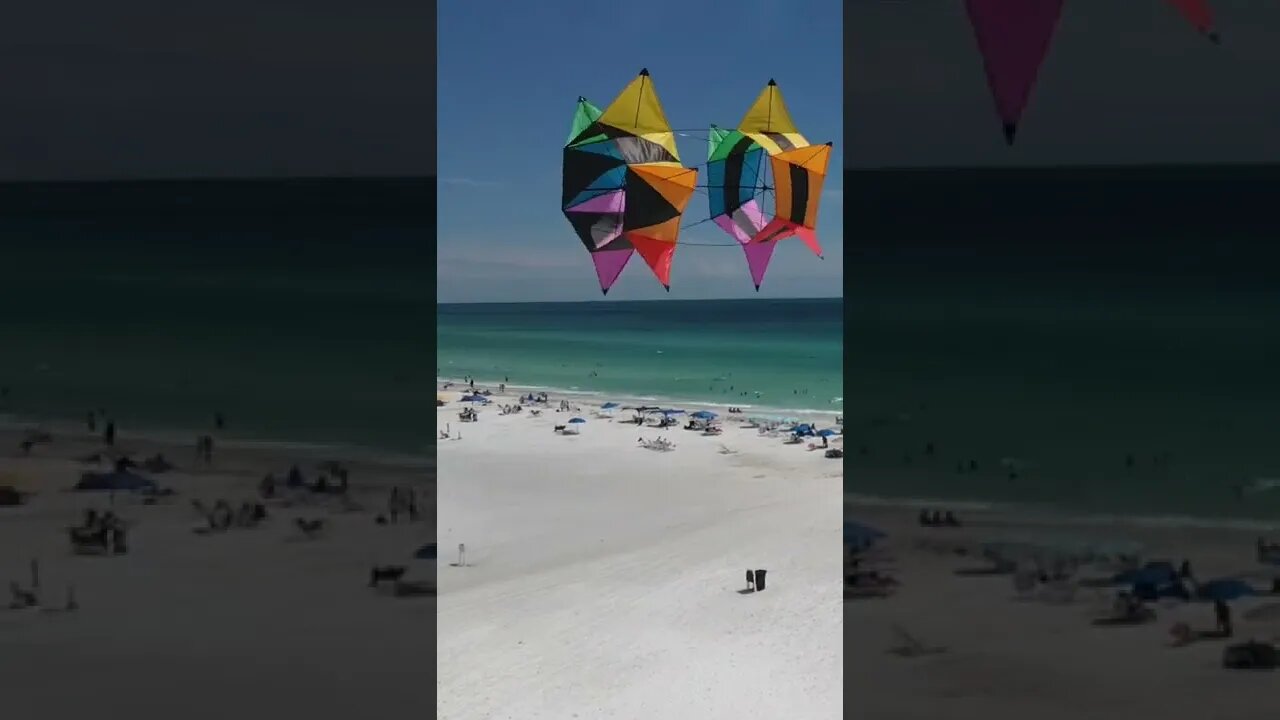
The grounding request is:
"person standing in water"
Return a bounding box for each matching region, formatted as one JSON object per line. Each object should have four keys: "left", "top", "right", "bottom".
{"left": 214, "top": 411, "right": 225, "bottom": 430}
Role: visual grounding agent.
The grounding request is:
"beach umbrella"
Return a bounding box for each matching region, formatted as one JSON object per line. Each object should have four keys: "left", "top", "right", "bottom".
{"left": 1196, "top": 579, "right": 1257, "bottom": 602}
{"left": 568, "top": 417, "right": 586, "bottom": 424}
{"left": 817, "top": 428, "right": 838, "bottom": 437}
{"left": 661, "top": 409, "right": 685, "bottom": 415}
{"left": 601, "top": 402, "right": 620, "bottom": 409}
{"left": 845, "top": 521, "right": 885, "bottom": 552}
{"left": 691, "top": 410, "right": 718, "bottom": 420}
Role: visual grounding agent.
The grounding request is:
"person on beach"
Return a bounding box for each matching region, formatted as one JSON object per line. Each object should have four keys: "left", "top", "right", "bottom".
{"left": 746, "top": 569, "right": 755, "bottom": 591}
{"left": 458, "top": 543, "right": 466, "bottom": 567}
{"left": 214, "top": 411, "right": 225, "bottom": 430}
{"left": 389, "top": 487, "right": 401, "bottom": 523}
{"left": 407, "top": 489, "right": 418, "bottom": 521}
{"left": 104, "top": 421, "right": 116, "bottom": 447}
{"left": 1214, "top": 599, "right": 1232, "bottom": 636}
{"left": 259, "top": 473, "right": 276, "bottom": 499}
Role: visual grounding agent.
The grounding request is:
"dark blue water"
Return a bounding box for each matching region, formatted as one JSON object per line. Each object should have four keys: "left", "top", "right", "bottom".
{"left": 0, "top": 179, "right": 431, "bottom": 454}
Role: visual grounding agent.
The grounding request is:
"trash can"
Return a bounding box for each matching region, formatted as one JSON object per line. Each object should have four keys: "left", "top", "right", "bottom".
{"left": 755, "top": 568, "right": 767, "bottom": 591}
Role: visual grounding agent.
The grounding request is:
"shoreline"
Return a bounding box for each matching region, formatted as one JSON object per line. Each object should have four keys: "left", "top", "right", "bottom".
{"left": 436, "top": 377, "right": 844, "bottom": 426}
{"left": 435, "top": 380, "right": 842, "bottom": 716}
{"left": 0, "top": 413, "right": 431, "bottom": 468}
{"left": 847, "top": 492, "right": 1280, "bottom": 533}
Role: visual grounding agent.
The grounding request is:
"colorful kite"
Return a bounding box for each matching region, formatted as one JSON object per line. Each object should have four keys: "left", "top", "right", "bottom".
{"left": 965, "top": 0, "right": 1065, "bottom": 146}
{"left": 561, "top": 69, "right": 698, "bottom": 294}
{"left": 967, "top": 0, "right": 1220, "bottom": 145}
{"left": 706, "top": 80, "right": 831, "bottom": 290}
{"left": 1167, "top": 0, "right": 1220, "bottom": 42}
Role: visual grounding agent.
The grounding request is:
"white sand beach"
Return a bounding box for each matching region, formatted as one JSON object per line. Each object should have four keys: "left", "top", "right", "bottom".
{"left": 847, "top": 502, "right": 1280, "bottom": 720}
{"left": 435, "top": 387, "right": 843, "bottom": 719}
{"left": 0, "top": 421, "right": 432, "bottom": 719}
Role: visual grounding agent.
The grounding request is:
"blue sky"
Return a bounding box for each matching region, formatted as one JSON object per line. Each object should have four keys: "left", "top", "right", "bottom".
{"left": 438, "top": 0, "right": 842, "bottom": 303}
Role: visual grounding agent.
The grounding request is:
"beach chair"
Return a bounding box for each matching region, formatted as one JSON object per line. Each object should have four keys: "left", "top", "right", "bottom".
{"left": 68, "top": 526, "right": 111, "bottom": 555}
{"left": 294, "top": 517, "right": 326, "bottom": 539}
{"left": 8, "top": 581, "right": 37, "bottom": 610}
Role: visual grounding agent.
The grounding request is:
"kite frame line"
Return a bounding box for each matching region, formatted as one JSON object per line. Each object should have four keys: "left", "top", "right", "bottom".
{"left": 674, "top": 139, "right": 833, "bottom": 246}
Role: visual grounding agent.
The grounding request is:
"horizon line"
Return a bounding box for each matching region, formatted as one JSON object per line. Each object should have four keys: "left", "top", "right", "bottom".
{"left": 845, "top": 160, "right": 1280, "bottom": 172}
{"left": 439, "top": 296, "right": 842, "bottom": 306}
{"left": 0, "top": 174, "right": 435, "bottom": 186}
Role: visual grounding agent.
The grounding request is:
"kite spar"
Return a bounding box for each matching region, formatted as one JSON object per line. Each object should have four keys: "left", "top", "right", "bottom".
{"left": 707, "top": 80, "right": 831, "bottom": 290}
{"left": 561, "top": 69, "right": 698, "bottom": 294}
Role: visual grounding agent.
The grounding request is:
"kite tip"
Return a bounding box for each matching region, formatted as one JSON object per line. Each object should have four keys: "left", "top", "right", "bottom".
{"left": 639, "top": 67, "right": 650, "bottom": 76}
{"left": 754, "top": 284, "right": 761, "bottom": 292}
{"left": 825, "top": 141, "right": 834, "bottom": 146}
{"left": 767, "top": 78, "right": 777, "bottom": 86}
{"left": 578, "top": 95, "right": 586, "bottom": 102}
{"left": 663, "top": 284, "right": 671, "bottom": 292}
{"left": 1002, "top": 123, "right": 1018, "bottom": 146}
{"left": 601, "top": 287, "right": 610, "bottom": 296}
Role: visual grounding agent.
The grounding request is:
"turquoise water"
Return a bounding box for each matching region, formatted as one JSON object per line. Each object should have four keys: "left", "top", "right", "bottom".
{"left": 845, "top": 269, "right": 1280, "bottom": 522}
{"left": 0, "top": 180, "right": 430, "bottom": 455}
{"left": 437, "top": 298, "right": 843, "bottom": 416}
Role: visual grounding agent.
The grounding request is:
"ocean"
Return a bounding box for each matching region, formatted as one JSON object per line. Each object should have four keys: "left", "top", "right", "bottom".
{"left": 845, "top": 166, "right": 1280, "bottom": 523}
{"left": 0, "top": 179, "right": 431, "bottom": 456}
{"left": 437, "top": 298, "right": 843, "bottom": 417}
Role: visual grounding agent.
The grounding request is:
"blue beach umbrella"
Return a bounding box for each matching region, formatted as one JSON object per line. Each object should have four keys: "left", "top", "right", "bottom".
{"left": 691, "top": 410, "right": 718, "bottom": 420}
{"left": 1196, "top": 579, "right": 1257, "bottom": 602}
{"left": 601, "top": 402, "right": 620, "bottom": 409}
{"left": 817, "top": 429, "right": 838, "bottom": 437}
{"left": 568, "top": 417, "right": 586, "bottom": 424}
{"left": 845, "top": 521, "right": 885, "bottom": 552}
